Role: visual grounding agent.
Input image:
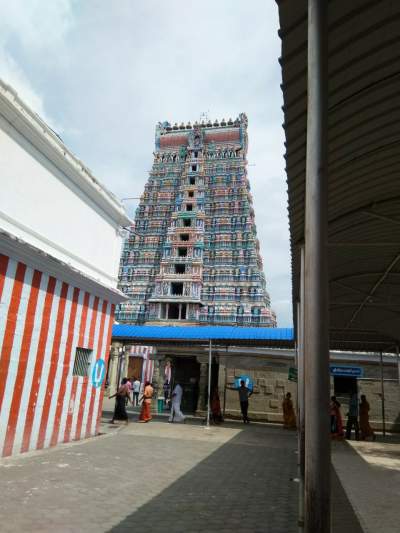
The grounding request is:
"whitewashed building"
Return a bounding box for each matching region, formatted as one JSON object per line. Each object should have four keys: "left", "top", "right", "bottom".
{"left": 0, "top": 80, "right": 130, "bottom": 457}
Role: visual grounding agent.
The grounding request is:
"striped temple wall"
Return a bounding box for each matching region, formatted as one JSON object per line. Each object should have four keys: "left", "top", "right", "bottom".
{"left": 0, "top": 253, "right": 115, "bottom": 457}
{"left": 127, "top": 344, "right": 155, "bottom": 385}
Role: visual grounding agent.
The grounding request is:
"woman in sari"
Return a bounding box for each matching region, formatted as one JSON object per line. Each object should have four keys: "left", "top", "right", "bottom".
{"left": 360, "top": 394, "right": 375, "bottom": 440}
{"left": 139, "top": 381, "right": 154, "bottom": 423}
{"left": 330, "top": 396, "right": 344, "bottom": 439}
{"left": 211, "top": 388, "right": 223, "bottom": 424}
{"left": 110, "top": 377, "right": 132, "bottom": 424}
{"left": 282, "top": 392, "right": 297, "bottom": 429}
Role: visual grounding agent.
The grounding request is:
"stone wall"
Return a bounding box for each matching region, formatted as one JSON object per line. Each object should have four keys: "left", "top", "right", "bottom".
{"left": 222, "top": 364, "right": 297, "bottom": 423}
{"left": 357, "top": 380, "right": 399, "bottom": 431}
{"left": 221, "top": 362, "right": 400, "bottom": 431}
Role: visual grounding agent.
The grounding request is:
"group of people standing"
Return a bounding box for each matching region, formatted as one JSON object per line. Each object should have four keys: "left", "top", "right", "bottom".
{"left": 110, "top": 378, "right": 187, "bottom": 425}
{"left": 110, "top": 376, "right": 375, "bottom": 441}
{"left": 276, "top": 389, "right": 376, "bottom": 440}
{"left": 280, "top": 390, "right": 376, "bottom": 440}
{"left": 110, "top": 377, "right": 154, "bottom": 424}
{"left": 331, "top": 393, "right": 375, "bottom": 441}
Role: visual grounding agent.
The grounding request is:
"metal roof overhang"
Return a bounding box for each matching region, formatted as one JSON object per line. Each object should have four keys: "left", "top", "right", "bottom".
{"left": 112, "top": 324, "right": 294, "bottom": 348}
{"left": 277, "top": 0, "right": 400, "bottom": 353}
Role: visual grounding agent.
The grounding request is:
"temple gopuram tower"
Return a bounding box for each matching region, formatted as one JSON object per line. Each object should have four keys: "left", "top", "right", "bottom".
{"left": 117, "top": 114, "right": 276, "bottom": 327}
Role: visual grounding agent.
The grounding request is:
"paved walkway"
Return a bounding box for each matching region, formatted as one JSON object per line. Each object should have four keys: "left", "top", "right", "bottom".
{"left": 0, "top": 403, "right": 373, "bottom": 532}
{"left": 332, "top": 437, "right": 400, "bottom": 533}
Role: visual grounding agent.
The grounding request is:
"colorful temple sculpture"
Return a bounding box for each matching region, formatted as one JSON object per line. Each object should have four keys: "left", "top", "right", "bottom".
{"left": 116, "top": 114, "right": 276, "bottom": 327}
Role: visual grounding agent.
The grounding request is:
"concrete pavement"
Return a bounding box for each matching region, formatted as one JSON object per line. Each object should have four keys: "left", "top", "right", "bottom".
{"left": 332, "top": 437, "right": 400, "bottom": 533}
{"left": 0, "top": 418, "right": 298, "bottom": 532}
{"left": 0, "top": 404, "right": 374, "bottom": 532}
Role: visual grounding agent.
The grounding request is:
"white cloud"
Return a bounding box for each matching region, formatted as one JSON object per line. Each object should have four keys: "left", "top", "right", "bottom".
{"left": 0, "top": 53, "right": 47, "bottom": 117}
{"left": 0, "top": 0, "right": 293, "bottom": 326}
{"left": 0, "top": 0, "right": 74, "bottom": 50}
{"left": 0, "top": 0, "right": 75, "bottom": 128}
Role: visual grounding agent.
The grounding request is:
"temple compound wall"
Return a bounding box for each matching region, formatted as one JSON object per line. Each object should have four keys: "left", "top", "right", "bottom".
{"left": 0, "top": 81, "right": 129, "bottom": 457}
{"left": 220, "top": 360, "right": 399, "bottom": 432}
{"left": 110, "top": 339, "right": 400, "bottom": 432}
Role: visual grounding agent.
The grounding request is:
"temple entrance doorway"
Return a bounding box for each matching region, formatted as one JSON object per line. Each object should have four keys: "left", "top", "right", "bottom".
{"left": 334, "top": 376, "right": 358, "bottom": 408}
{"left": 128, "top": 356, "right": 143, "bottom": 381}
{"left": 171, "top": 357, "right": 200, "bottom": 414}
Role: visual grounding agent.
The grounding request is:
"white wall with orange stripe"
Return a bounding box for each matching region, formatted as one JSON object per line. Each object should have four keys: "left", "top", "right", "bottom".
{"left": 0, "top": 252, "right": 115, "bottom": 457}
{"left": 0, "top": 80, "right": 129, "bottom": 457}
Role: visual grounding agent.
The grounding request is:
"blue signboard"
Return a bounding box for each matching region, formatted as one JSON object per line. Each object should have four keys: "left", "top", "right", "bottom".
{"left": 330, "top": 365, "right": 363, "bottom": 378}
{"left": 234, "top": 375, "right": 254, "bottom": 391}
{"left": 92, "top": 359, "right": 106, "bottom": 388}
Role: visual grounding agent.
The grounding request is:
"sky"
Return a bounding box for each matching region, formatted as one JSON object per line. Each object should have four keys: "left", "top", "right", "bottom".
{"left": 0, "top": 0, "right": 293, "bottom": 327}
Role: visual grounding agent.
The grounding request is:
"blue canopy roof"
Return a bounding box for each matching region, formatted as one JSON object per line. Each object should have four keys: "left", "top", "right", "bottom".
{"left": 112, "top": 324, "right": 294, "bottom": 347}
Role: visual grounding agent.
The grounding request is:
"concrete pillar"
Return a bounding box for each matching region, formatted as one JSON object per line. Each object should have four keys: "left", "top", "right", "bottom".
{"left": 379, "top": 351, "right": 386, "bottom": 437}
{"left": 151, "top": 358, "right": 162, "bottom": 400}
{"left": 298, "top": 246, "right": 305, "bottom": 527}
{"left": 123, "top": 350, "right": 129, "bottom": 380}
{"left": 218, "top": 363, "right": 226, "bottom": 407}
{"left": 197, "top": 362, "right": 208, "bottom": 411}
{"left": 304, "top": 1, "right": 330, "bottom": 531}
{"left": 108, "top": 341, "right": 123, "bottom": 397}
{"left": 206, "top": 339, "right": 212, "bottom": 427}
{"left": 156, "top": 357, "right": 167, "bottom": 399}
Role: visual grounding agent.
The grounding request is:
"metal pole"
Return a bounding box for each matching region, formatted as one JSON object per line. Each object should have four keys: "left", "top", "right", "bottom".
{"left": 223, "top": 366, "right": 227, "bottom": 417}
{"left": 379, "top": 351, "right": 386, "bottom": 437}
{"left": 304, "top": 1, "right": 330, "bottom": 532}
{"left": 298, "top": 246, "right": 305, "bottom": 528}
{"left": 117, "top": 349, "right": 123, "bottom": 389}
{"left": 206, "top": 339, "right": 212, "bottom": 428}
{"left": 397, "top": 345, "right": 400, "bottom": 393}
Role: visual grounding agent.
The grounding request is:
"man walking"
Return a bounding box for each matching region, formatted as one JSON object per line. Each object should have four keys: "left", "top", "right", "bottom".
{"left": 126, "top": 377, "right": 133, "bottom": 406}
{"left": 345, "top": 392, "right": 360, "bottom": 440}
{"left": 163, "top": 380, "right": 170, "bottom": 407}
{"left": 238, "top": 380, "right": 252, "bottom": 424}
{"left": 169, "top": 382, "right": 185, "bottom": 423}
{"left": 132, "top": 377, "right": 141, "bottom": 407}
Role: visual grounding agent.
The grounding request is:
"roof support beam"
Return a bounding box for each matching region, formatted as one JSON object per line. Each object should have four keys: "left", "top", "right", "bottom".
{"left": 331, "top": 272, "right": 400, "bottom": 283}
{"left": 328, "top": 242, "right": 400, "bottom": 246}
{"left": 331, "top": 280, "right": 376, "bottom": 300}
{"left": 362, "top": 209, "right": 400, "bottom": 227}
{"left": 331, "top": 302, "right": 400, "bottom": 307}
{"left": 303, "top": 2, "right": 330, "bottom": 532}
{"left": 326, "top": 195, "right": 400, "bottom": 233}
{"left": 345, "top": 253, "right": 400, "bottom": 329}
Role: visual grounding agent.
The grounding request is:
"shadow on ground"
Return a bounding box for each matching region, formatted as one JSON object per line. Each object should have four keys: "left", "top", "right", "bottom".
{"left": 101, "top": 407, "right": 263, "bottom": 430}
{"left": 105, "top": 423, "right": 362, "bottom": 533}
{"left": 108, "top": 426, "right": 297, "bottom": 533}
{"left": 331, "top": 467, "right": 363, "bottom": 533}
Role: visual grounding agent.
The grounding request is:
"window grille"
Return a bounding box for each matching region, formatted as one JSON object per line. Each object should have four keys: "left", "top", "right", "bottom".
{"left": 73, "top": 347, "right": 93, "bottom": 377}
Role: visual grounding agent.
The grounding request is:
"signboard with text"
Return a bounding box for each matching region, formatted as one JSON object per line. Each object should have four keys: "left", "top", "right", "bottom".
{"left": 330, "top": 365, "right": 363, "bottom": 378}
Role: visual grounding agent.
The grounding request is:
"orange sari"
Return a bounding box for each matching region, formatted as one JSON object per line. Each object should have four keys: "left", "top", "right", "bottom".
{"left": 360, "top": 400, "right": 374, "bottom": 439}
{"left": 282, "top": 398, "right": 297, "bottom": 428}
{"left": 139, "top": 384, "right": 154, "bottom": 422}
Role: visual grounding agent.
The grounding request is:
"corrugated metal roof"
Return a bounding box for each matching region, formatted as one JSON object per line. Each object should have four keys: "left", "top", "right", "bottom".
{"left": 277, "top": 0, "right": 400, "bottom": 351}
{"left": 112, "top": 325, "right": 294, "bottom": 347}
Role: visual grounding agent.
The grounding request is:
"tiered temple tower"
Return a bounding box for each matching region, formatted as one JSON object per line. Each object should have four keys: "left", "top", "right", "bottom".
{"left": 117, "top": 114, "right": 276, "bottom": 327}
